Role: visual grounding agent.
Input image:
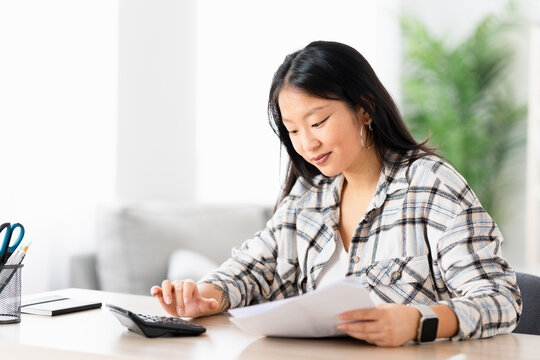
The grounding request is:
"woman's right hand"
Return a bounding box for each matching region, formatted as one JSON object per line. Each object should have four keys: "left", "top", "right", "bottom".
{"left": 150, "top": 279, "right": 219, "bottom": 318}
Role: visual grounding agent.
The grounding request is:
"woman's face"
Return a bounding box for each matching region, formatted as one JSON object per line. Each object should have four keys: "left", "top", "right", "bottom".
{"left": 278, "top": 87, "right": 370, "bottom": 177}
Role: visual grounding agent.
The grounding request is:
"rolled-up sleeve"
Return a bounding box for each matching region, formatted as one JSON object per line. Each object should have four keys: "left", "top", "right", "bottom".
{"left": 435, "top": 203, "right": 522, "bottom": 340}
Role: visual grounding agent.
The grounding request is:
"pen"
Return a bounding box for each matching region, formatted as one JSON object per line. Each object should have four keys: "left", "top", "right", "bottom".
{"left": 5, "top": 244, "right": 29, "bottom": 265}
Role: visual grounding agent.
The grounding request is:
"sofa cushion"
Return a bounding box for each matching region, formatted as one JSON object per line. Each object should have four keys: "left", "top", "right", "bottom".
{"left": 96, "top": 202, "right": 271, "bottom": 295}
{"left": 167, "top": 249, "right": 218, "bottom": 282}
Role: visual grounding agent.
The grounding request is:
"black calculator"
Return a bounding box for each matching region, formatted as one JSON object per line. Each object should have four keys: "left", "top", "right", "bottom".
{"left": 106, "top": 304, "right": 206, "bottom": 338}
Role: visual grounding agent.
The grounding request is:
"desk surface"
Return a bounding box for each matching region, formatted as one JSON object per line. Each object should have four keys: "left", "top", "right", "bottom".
{"left": 0, "top": 288, "right": 539, "bottom": 360}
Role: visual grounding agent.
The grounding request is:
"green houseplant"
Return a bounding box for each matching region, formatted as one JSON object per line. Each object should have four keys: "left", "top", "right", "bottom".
{"left": 400, "top": 12, "right": 526, "bottom": 224}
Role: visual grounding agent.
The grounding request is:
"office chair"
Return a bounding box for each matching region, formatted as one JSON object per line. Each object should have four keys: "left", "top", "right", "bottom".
{"left": 513, "top": 272, "right": 540, "bottom": 335}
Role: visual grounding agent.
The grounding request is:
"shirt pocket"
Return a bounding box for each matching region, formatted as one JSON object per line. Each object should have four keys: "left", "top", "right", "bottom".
{"left": 363, "top": 255, "right": 437, "bottom": 304}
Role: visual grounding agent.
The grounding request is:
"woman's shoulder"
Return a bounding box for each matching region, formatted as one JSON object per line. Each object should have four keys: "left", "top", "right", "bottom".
{"left": 404, "top": 151, "right": 478, "bottom": 208}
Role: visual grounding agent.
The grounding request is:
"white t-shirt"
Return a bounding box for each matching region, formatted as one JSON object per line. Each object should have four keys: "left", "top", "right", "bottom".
{"left": 316, "top": 236, "right": 349, "bottom": 289}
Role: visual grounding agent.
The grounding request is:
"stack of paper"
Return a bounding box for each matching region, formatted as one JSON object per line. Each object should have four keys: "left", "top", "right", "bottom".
{"left": 228, "top": 277, "right": 375, "bottom": 338}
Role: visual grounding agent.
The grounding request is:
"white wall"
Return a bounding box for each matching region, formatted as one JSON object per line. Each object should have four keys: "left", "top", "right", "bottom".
{"left": 526, "top": 25, "right": 540, "bottom": 270}
{"left": 117, "top": 0, "right": 402, "bottom": 206}
{"left": 117, "top": 0, "right": 197, "bottom": 204}
{"left": 195, "top": 0, "right": 401, "bottom": 205}
{"left": 0, "top": 1, "right": 117, "bottom": 294}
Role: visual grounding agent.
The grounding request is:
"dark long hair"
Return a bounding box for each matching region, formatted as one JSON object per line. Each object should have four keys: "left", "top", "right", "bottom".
{"left": 268, "top": 41, "right": 436, "bottom": 207}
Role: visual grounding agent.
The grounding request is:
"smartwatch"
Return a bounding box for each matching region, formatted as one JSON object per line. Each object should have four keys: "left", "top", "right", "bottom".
{"left": 411, "top": 304, "right": 439, "bottom": 343}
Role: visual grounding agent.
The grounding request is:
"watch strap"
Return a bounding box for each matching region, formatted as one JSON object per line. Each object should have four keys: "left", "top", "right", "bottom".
{"left": 411, "top": 304, "right": 439, "bottom": 343}
{"left": 414, "top": 304, "right": 437, "bottom": 318}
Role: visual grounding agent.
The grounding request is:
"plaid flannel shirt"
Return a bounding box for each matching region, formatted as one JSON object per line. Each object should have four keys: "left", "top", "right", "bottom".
{"left": 201, "top": 150, "right": 522, "bottom": 340}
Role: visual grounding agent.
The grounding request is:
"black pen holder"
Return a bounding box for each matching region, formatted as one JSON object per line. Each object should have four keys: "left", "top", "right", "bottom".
{"left": 0, "top": 264, "right": 23, "bottom": 324}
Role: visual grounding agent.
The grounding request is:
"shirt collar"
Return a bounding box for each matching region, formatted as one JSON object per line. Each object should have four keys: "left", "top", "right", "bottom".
{"left": 320, "top": 149, "right": 410, "bottom": 212}
{"left": 370, "top": 150, "right": 410, "bottom": 210}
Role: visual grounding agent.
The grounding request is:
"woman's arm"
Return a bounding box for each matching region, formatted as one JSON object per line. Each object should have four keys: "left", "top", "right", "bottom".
{"left": 336, "top": 303, "right": 458, "bottom": 347}
{"left": 435, "top": 204, "right": 522, "bottom": 340}
{"left": 151, "top": 195, "right": 301, "bottom": 316}
{"left": 431, "top": 304, "right": 459, "bottom": 338}
{"left": 151, "top": 219, "right": 292, "bottom": 316}
{"left": 197, "top": 207, "right": 301, "bottom": 310}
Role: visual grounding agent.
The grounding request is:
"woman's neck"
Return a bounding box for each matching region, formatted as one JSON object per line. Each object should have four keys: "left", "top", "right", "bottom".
{"left": 342, "top": 149, "right": 383, "bottom": 195}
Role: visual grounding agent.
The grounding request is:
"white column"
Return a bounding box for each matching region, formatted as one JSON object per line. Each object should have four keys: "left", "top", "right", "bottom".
{"left": 117, "top": 0, "right": 197, "bottom": 203}
{"left": 526, "top": 25, "right": 540, "bottom": 269}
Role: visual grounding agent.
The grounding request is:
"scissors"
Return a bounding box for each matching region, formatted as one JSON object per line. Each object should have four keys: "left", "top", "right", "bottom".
{"left": 0, "top": 223, "right": 25, "bottom": 265}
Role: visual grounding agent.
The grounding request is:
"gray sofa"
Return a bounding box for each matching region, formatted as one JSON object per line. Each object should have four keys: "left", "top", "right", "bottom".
{"left": 70, "top": 202, "right": 272, "bottom": 295}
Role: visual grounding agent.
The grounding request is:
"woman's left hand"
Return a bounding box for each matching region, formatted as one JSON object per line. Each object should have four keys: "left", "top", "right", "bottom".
{"left": 337, "top": 303, "right": 421, "bottom": 347}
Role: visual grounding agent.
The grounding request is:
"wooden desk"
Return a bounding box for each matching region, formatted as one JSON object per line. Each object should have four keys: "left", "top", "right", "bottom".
{"left": 0, "top": 288, "right": 538, "bottom": 360}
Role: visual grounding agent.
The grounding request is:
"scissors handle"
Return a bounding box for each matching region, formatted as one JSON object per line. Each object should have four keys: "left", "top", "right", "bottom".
{"left": 7, "top": 223, "right": 25, "bottom": 252}
{"left": 0, "top": 223, "right": 25, "bottom": 265}
{"left": 0, "top": 223, "right": 10, "bottom": 255}
{"left": 0, "top": 223, "right": 12, "bottom": 264}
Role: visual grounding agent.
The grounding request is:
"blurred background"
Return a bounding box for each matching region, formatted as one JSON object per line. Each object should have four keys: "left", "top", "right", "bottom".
{"left": 0, "top": 0, "right": 538, "bottom": 295}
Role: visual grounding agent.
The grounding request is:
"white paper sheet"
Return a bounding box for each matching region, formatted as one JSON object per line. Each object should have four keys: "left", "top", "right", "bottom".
{"left": 228, "top": 277, "right": 375, "bottom": 338}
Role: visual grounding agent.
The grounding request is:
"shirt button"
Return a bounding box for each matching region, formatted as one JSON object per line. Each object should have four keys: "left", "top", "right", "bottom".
{"left": 352, "top": 256, "right": 360, "bottom": 264}
{"left": 391, "top": 271, "right": 402, "bottom": 281}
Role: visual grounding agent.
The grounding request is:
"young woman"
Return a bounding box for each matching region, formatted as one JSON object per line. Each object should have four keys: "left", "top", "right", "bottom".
{"left": 151, "top": 41, "right": 521, "bottom": 346}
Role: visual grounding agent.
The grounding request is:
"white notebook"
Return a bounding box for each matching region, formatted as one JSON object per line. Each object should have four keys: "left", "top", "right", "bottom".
{"left": 21, "top": 295, "right": 102, "bottom": 316}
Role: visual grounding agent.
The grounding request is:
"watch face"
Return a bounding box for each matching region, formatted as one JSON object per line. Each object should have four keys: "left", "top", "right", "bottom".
{"left": 420, "top": 317, "right": 439, "bottom": 342}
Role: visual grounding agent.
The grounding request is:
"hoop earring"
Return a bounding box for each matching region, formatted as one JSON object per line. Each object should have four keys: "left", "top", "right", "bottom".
{"left": 360, "top": 123, "right": 373, "bottom": 149}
